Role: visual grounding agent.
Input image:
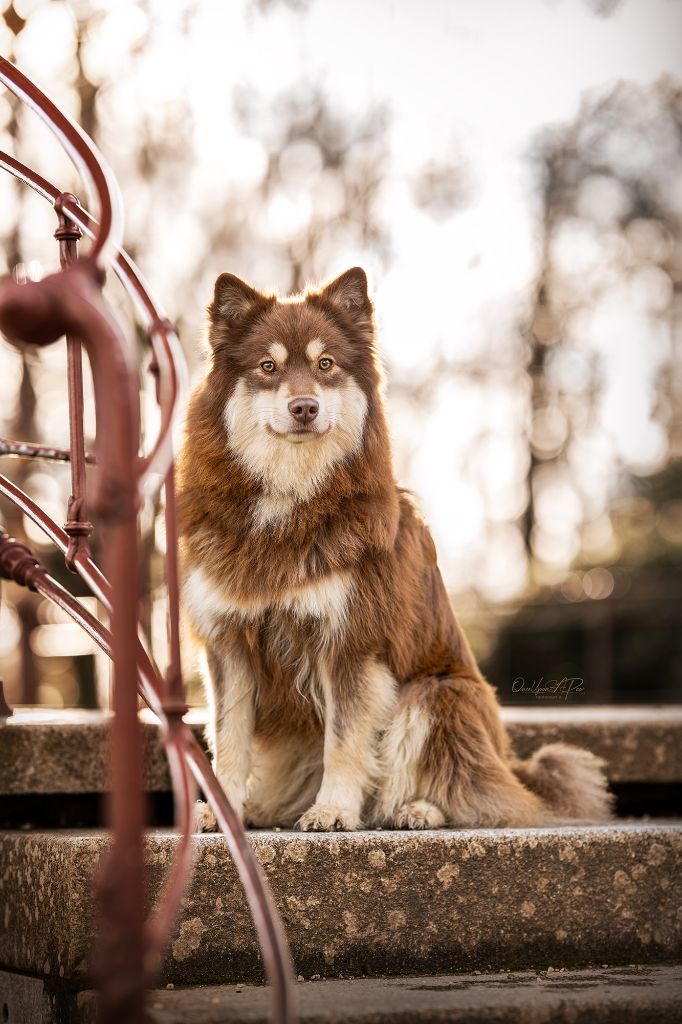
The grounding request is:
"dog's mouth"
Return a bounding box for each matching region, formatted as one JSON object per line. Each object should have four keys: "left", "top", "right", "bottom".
{"left": 266, "top": 424, "right": 331, "bottom": 443}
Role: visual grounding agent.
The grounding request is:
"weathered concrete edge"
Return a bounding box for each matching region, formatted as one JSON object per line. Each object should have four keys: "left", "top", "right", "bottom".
{"left": 1, "top": 706, "right": 681, "bottom": 794}
{"left": 2, "top": 964, "right": 681, "bottom": 1024}
{"left": 1, "top": 822, "right": 680, "bottom": 985}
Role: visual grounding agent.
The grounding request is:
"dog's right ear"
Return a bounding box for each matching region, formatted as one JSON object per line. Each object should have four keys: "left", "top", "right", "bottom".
{"left": 207, "top": 273, "right": 262, "bottom": 344}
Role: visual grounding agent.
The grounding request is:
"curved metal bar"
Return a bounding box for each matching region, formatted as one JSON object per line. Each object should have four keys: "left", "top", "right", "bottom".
{"left": 186, "top": 740, "right": 297, "bottom": 1023}
{"left": 0, "top": 471, "right": 74, "bottom": 551}
{"left": 144, "top": 729, "right": 197, "bottom": 976}
{"left": 0, "top": 471, "right": 165, "bottom": 712}
{"left": 0, "top": 526, "right": 296, "bottom": 1024}
{"left": 0, "top": 150, "right": 187, "bottom": 493}
{"left": 0, "top": 58, "right": 123, "bottom": 266}
{"left": 0, "top": 150, "right": 59, "bottom": 204}
{"left": 0, "top": 151, "right": 163, "bottom": 328}
{"left": 0, "top": 56, "right": 296, "bottom": 1024}
{"left": 0, "top": 437, "right": 97, "bottom": 463}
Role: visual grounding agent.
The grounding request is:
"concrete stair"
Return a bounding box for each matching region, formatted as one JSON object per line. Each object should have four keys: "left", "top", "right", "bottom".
{"left": 0, "top": 706, "right": 681, "bottom": 1022}
{"left": 2, "top": 705, "right": 681, "bottom": 797}
{"left": 1, "top": 822, "right": 681, "bottom": 986}
{"left": 92, "top": 965, "right": 682, "bottom": 1024}
{"left": 4, "top": 965, "right": 681, "bottom": 1023}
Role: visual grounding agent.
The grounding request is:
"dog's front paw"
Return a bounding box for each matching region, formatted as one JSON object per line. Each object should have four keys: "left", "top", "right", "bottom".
{"left": 394, "top": 799, "right": 445, "bottom": 830}
{"left": 194, "top": 800, "right": 218, "bottom": 833}
{"left": 296, "top": 803, "right": 360, "bottom": 832}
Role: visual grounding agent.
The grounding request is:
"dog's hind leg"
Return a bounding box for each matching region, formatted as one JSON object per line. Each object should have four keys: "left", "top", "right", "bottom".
{"left": 372, "top": 683, "right": 447, "bottom": 829}
{"left": 375, "top": 676, "right": 546, "bottom": 829}
{"left": 417, "top": 675, "right": 611, "bottom": 826}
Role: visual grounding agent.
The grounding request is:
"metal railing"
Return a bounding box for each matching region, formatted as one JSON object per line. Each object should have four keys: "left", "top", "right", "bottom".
{"left": 0, "top": 57, "right": 296, "bottom": 1024}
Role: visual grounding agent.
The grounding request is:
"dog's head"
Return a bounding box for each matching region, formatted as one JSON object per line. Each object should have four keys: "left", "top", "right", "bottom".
{"left": 205, "top": 267, "right": 382, "bottom": 500}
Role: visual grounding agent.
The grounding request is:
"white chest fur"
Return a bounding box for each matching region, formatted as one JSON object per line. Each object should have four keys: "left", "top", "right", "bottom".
{"left": 184, "top": 564, "right": 353, "bottom": 639}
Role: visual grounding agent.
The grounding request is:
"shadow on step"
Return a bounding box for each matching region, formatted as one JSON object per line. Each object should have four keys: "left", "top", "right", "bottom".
{"left": 1, "top": 782, "right": 680, "bottom": 830}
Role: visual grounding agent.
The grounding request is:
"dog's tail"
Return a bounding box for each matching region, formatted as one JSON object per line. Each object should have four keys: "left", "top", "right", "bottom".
{"left": 511, "top": 742, "right": 614, "bottom": 822}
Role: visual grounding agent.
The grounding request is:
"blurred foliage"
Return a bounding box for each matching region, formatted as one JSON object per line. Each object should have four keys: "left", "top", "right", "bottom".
{"left": 522, "top": 76, "right": 682, "bottom": 571}
{"left": 231, "top": 83, "right": 392, "bottom": 290}
{"left": 410, "top": 148, "right": 474, "bottom": 221}
{"left": 0, "top": 1, "right": 679, "bottom": 707}
{"left": 482, "top": 78, "right": 682, "bottom": 702}
{"left": 0, "top": 0, "right": 405, "bottom": 707}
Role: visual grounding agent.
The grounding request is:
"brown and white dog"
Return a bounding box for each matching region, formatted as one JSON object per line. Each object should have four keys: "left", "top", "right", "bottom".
{"left": 177, "top": 267, "right": 612, "bottom": 832}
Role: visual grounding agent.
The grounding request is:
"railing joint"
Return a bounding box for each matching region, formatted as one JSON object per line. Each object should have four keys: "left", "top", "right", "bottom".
{"left": 64, "top": 494, "right": 94, "bottom": 572}
{"left": 147, "top": 317, "right": 175, "bottom": 345}
{"left": 162, "top": 699, "right": 189, "bottom": 716}
{"left": 54, "top": 192, "right": 83, "bottom": 244}
{"left": 0, "top": 531, "right": 46, "bottom": 592}
{"left": 160, "top": 669, "right": 189, "bottom": 729}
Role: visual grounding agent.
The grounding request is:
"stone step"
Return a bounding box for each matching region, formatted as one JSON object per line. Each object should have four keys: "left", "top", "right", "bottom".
{"left": 1, "top": 705, "right": 680, "bottom": 797}
{"left": 1, "top": 822, "right": 680, "bottom": 990}
{"left": 3, "top": 964, "right": 681, "bottom": 1024}
{"left": 88, "top": 965, "right": 682, "bottom": 1024}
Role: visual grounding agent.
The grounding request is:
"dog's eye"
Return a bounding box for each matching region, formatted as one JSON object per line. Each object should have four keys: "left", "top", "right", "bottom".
{"left": 318, "top": 357, "right": 333, "bottom": 371}
{"left": 260, "top": 360, "right": 276, "bottom": 373}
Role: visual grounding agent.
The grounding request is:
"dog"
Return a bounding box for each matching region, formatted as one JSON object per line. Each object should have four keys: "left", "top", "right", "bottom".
{"left": 177, "top": 267, "right": 612, "bottom": 831}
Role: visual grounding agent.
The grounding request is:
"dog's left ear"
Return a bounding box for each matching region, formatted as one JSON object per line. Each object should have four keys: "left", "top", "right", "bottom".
{"left": 209, "top": 273, "right": 261, "bottom": 327}
{"left": 317, "top": 267, "right": 373, "bottom": 335}
{"left": 207, "top": 273, "right": 274, "bottom": 350}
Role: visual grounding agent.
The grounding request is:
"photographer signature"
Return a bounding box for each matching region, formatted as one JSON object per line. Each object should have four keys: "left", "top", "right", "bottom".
{"left": 512, "top": 676, "right": 585, "bottom": 701}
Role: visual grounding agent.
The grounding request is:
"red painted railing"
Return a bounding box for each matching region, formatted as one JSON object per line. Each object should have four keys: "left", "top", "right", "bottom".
{"left": 0, "top": 57, "right": 296, "bottom": 1024}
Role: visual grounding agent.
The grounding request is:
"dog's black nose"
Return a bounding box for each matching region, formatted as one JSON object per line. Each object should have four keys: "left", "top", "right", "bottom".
{"left": 288, "top": 397, "right": 319, "bottom": 425}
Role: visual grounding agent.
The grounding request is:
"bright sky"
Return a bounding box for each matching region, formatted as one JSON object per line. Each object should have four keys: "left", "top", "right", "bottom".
{"left": 2, "top": 0, "right": 681, "bottom": 602}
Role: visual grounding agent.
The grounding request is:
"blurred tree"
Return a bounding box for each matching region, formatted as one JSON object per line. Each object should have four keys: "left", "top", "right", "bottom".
{"left": 524, "top": 76, "right": 682, "bottom": 579}
{"left": 410, "top": 152, "right": 473, "bottom": 221}
{"left": 230, "top": 83, "right": 391, "bottom": 291}
{"left": 484, "top": 78, "right": 682, "bottom": 703}
{"left": 2, "top": 1, "right": 678, "bottom": 707}
{"left": 0, "top": 0, "right": 401, "bottom": 705}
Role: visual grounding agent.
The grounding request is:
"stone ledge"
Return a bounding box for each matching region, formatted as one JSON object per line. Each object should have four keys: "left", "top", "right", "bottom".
{"left": 503, "top": 705, "right": 682, "bottom": 783}
{"left": 4, "top": 964, "right": 682, "bottom": 1024}
{"left": 1, "top": 822, "right": 680, "bottom": 985}
{"left": 1, "top": 705, "right": 680, "bottom": 795}
{"left": 78, "top": 965, "right": 682, "bottom": 1024}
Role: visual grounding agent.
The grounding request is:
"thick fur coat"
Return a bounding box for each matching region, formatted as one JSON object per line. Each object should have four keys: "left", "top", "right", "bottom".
{"left": 177, "top": 267, "right": 613, "bottom": 831}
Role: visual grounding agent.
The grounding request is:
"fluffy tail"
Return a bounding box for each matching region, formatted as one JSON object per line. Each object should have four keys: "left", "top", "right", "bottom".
{"left": 511, "top": 742, "right": 614, "bottom": 823}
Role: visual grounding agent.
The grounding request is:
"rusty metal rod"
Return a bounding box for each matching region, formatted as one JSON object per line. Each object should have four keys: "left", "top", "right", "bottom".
{"left": 0, "top": 55, "right": 296, "bottom": 1024}
{"left": 0, "top": 437, "right": 97, "bottom": 463}
{"left": 0, "top": 527, "right": 296, "bottom": 1023}
{"left": 0, "top": 149, "right": 186, "bottom": 491}
{"left": 0, "top": 57, "right": 123, "bottom": 267}
{"left": 55, "top": 193, "right": 94, "bottom": 571}
{"left": 0, "top": 262, "right": 148, "bottom": 1024}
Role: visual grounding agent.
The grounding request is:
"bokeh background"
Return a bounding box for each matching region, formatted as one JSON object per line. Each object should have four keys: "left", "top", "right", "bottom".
{"left": 0, "top": 0, "right": 680, "bottom": 709}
